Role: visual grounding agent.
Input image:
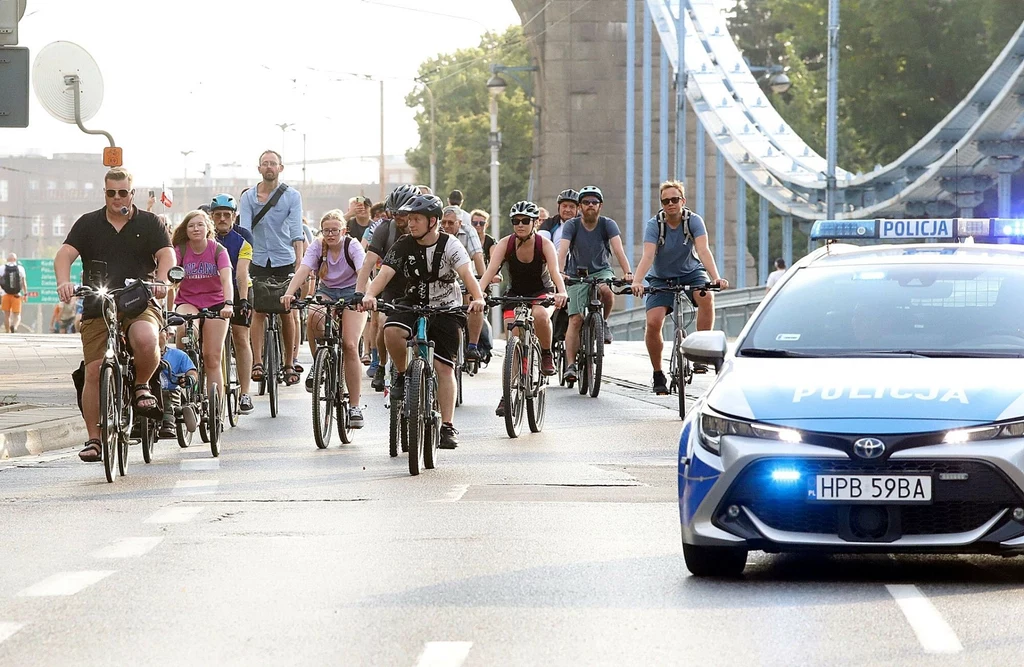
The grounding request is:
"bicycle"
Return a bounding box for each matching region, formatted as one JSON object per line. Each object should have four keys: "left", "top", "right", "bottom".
{"left": 167, "top": 309, "right": 227, "bottom": 458}
{"left": 488, "top": 295, "right": 555, "bottom": 438}
{"left": 73, "top": 278, "right": 171, "bottom": 482}
{"left": 563, "top": 275, "right": 632, "bottom": 398}
{"left": 299, "top": 295, "right": 358, "bottom": 450}
{"left": 378, "top": 301, "right": 467, "bottom": 476}
{"left": 223, "top": 327, "right": 240, "bottom": 428}
{"left": 644, "top": 282, "right": 721, "bottom": 419}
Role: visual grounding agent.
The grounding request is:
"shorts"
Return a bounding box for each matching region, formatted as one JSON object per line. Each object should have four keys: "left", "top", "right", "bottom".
{"left": 79, "top": 304, "right": 164, "bottom": 365}
{"left": 1, "top": 293, "right": 23, "bottom": 314}
{"left": 567, "top": 267, "right": 614, "bottom": 317}
{"left": 315, "top": 285, "right": 357, "bottom": 304}
{"left": 384, "top": 310, "right": 466, "bottom": 369}
{"left": 645, "top": 270, "right": 711, "bottom": 313}
{"left": 250, "top": 264, "right": 294, "bottom": 280}
{"left": 231, "top": 287, "right": 254, "bottom": 327}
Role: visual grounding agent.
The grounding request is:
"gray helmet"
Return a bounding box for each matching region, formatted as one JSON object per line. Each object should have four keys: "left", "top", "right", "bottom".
{"left": 386, "top": 184, "right": 420, "bottom": 215}
{"left": 556, "top": 188, "right": 579, "bottom": 204}
{"left": 577, "top": 185, "right": 604, "bottom": 203}
{"left": 509, "top": 200, "right": 541, "bottom": 219}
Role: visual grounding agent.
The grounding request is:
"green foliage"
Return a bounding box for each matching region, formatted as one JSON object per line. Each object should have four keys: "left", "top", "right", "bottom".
{"left": 406, "top": 26, "right": 535, "bottom": 237}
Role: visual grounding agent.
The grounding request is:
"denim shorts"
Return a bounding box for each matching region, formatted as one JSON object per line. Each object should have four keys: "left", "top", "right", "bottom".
{"left": 645, "top": 269, "right": 711, "bottom": 313}
{"left": 315, "top": 285, "right": 357, "bottom": 304}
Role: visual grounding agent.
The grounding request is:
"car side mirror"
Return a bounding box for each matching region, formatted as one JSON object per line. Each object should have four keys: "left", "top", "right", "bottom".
{"left": 167, "top": 266, "right": 186, "bottom": 284}
{"left": 682, "top": 330, "right": 728, "bottom": 373}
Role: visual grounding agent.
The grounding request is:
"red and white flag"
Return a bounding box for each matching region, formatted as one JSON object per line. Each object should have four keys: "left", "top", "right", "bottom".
{"left": 160, "top": 188, "right": 173, "bottom": 208}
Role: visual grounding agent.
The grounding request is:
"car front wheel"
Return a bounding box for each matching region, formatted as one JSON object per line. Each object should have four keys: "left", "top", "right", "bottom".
{"left": 683, "top": 543, "right": 748, "bottom": 578}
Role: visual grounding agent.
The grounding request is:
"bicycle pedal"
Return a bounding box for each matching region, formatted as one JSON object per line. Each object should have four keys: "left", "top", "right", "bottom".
{"left": 692, "top": 366, "right": 708, "bottom": 375}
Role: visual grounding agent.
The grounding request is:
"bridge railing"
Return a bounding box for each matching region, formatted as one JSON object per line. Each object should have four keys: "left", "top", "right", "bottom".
{"left": 606, "top": 286, "right": 767, "bottom": 341}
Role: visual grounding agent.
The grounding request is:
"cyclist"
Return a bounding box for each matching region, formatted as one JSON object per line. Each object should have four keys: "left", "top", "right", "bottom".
{"left": 539, "top": 189, "right": 579, "bottom": 348}
{"left": 356, "top": 183, "right": 420, "bottom": 392}
{"left": 630, "top": 180, "right": 729, "bottom": 394}
{"left": 358, "top": 194, "right": 486, "bottom": 449}
{"left": 478, "top": 201, "right": 568, "bottom": 416}
{"left": 470, "top": 209, "right": 496, "bottom": 262}
{"left": 158, "top": 327, "right": 199, "bottom": 439}
{"left": 239, "top": 149, "right": 304, "bottom": 388}
{"left": 55, "top": 167, "right": 174, "bottom": 463}
{"left": 441, "top": 206, "right": 487, "bottom": 363}
{"left": 346, "top": 195, "right": 373, "bottom": 243}
{"left": 211, "top": 194, "right": 256, "bottom": 415}
{"left": 556, "top": 185, "right": 632, "bottom": 384}
{"left": 280, "top": 209, "right": 367, "bottom": 428}
{"left": 171, "top": 210, "right": 234, "bottom": 400}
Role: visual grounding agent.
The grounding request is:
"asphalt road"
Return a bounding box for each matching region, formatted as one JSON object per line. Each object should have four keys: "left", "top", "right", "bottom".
{"left": 1, "top": 344, "right": 1023, "bottom": 666}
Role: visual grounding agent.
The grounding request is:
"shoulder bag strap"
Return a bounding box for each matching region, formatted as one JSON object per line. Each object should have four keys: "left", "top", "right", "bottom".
{"left": 250, "top": 184, "right": 289, "bottom": 230}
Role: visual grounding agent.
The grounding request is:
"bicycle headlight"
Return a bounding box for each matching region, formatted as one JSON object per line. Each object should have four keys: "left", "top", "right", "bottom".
{"left": 697, "top": 408, "right": 802, "bottom": 455}
{"left": 944, "top": 420, "right": 1024, "bottom": 444}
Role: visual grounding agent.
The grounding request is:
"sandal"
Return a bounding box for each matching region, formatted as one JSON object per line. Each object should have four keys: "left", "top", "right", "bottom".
{"left": 361, "top": 353, "right": 371, "bottom": 366}
{"left": 132, "top": 384, "right": 163, "bottom": 419}
{"left": 79, "top": 439, "right": 102, "bottom": 463}
{"left": 283, "top": 366, "right": 300, "bottom": 386}
{"left": 251, "top": 363, "right": 265, "bottom": 382}
{"left": 292, "top": 361, "right": 304, "bottom": 374}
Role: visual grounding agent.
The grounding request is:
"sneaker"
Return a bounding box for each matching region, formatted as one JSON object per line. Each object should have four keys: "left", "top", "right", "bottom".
{"left": 653, "top": 371, "right": 669, "bottom": 395}
{"left": 390, "top": 374, "right": 405, "bottom": 401}
{"left": 349, "top": 406, "right": 364, "bottom": 429}
{"left": 159, "top": 421, "right": 176, "bottom": 439}
{"left": 371, "top": 365, "right": 387, "bottom": 392}
{"left": 366, "top": 361, "right": 379, "bottom": 378}
{"left": 466, "top": 346, "right": 482, "bottom": 361}
{"left": 305, "top": 372, "right": 315, "bottom": 393}
{"left": 439, "top": 423, "right": 459, "bottom": 449}
{"left": 563, "top": 363, "right": 578, "bottom": 383}
{"left": 604, "top": 328, "right": 613, "bottom": 345}
{"left": 238, "top": 394, "right": 254, "bottom": 415}
{"left": 182, "top": 405, "right": 199, "bottom": 433}
{"left": 495, "top": 398, "right": 505, "bottom": 417}
{"left": 541, "top": 351, "right": 556, "bottom": 376}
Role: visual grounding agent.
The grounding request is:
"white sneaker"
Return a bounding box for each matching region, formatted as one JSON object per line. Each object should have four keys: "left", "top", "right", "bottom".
{"left": 349, "top": 406, "right": 364, "bottom": 429}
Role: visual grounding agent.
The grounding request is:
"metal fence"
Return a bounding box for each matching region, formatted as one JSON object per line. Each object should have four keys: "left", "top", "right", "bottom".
{"left": 606, "top": 286, "right": 767, "bottom": 341}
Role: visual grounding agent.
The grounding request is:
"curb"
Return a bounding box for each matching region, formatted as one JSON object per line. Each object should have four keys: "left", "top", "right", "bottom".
{"left": 0, "top": 416, "right": 85, "bottom": 460}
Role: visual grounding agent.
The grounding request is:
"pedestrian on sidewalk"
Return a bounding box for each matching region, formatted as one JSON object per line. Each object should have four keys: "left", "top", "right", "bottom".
{"left": 50, "top": 298, "right": 78, "bottom": 333}
{"left": 1, "top": 253, "right": 27, "bottom": 333}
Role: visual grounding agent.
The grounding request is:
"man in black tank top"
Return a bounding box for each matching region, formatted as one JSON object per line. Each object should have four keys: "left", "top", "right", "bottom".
{"left": 478, "top": 201, "right": 568, "bottom": 416}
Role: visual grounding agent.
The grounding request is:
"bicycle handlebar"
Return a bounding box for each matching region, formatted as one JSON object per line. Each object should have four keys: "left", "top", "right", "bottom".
{"left": 563, "top": 276, "right": 632, "bottom": 287}
{"left": 375, "top": 300, "right": 469, "bottom": 316}
{"left": 643, "top": 282, "right": 721, "bottom": 295}
{"left": 486, "top": 295, "right": 556, "bottom": 308}
{"left": 166, "top": 309, "right": 227, "bottom": 323}
{"left": 289, "top": 295, "right": 360, "bottom": 311}
{"left": 72, "top": 279, "right": 170, "bottom": 299}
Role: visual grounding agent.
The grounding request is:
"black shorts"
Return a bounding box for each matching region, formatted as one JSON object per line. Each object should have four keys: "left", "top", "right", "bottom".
{"left": 250, "top": 264, "right": 294, "bottom": 279}
{"left": 384, "top": 310, "right": 466, "bottom": 368}
{"left": 231, "top": 287, "right": 254, "bottom": 327}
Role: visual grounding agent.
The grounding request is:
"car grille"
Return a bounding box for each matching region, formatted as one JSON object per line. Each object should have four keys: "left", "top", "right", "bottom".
{"left": 721, "top": 459, "right": 1023, "bottom": 537}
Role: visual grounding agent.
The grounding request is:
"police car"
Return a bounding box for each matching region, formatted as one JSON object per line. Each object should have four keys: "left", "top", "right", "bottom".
{"left": 678, "top": 218, "right": 1024, "bottom": 577}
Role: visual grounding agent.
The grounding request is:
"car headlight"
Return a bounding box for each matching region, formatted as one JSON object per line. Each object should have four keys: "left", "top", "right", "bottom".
{"left": 944, "top": 420, "right": 1024, "bottom": 444}
{"left": 697, "top": 409, "right": 802, "bottom": 455}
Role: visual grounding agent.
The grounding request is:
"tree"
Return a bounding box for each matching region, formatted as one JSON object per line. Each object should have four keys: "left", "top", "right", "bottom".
{"left": 406, "top": 26, "right": 535, "bottom": 236}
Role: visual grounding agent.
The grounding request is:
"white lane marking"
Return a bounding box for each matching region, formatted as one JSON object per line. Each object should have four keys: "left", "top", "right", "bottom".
{"left": 17, "top": 571, "right": 115, "bottom": 597}
{"left": 90, "top": 537, "right": 164, "bottom": 559}
{"left": 413, "top": 641, "right": 473, "bottom": 667}
{"left": 0, "top": 623, "right": 23, "bottom": 645}
{"left": 886, "top": 584, "right": 963, "bottom": 654}
{"left": 431, "top": 485, "right": 469, "bottom": 503}
{"left": 180, "top": 459, "right": 220, "bottom": 471}
{"left": 173, "top": 480, "right": 219, "bottom": 495}
{"left": 144, "top": 506, "right": 203, "bottom": 524}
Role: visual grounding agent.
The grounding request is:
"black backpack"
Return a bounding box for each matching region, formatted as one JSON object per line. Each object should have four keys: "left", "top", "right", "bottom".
{"left": 1, "top": 265, "right": 21, "bottom": 295}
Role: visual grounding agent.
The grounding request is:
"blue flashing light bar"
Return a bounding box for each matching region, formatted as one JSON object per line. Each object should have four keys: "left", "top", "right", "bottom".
{"left": 809, "top": 218, "right": 1024, "bottom": 242}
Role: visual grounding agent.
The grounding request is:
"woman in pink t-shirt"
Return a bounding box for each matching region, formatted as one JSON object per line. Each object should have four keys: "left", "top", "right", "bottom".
{"left": 171, "top": 210, "right": 233, "bottom": 399}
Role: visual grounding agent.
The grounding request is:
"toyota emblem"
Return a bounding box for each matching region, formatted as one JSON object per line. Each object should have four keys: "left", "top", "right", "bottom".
{"left": 853, "top": 437, "right": 885, "bottom": 459}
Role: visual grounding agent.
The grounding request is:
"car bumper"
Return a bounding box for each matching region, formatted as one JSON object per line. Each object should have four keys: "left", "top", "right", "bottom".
{"left": 679, "top": 426, "right": 1024, "bottom": 554}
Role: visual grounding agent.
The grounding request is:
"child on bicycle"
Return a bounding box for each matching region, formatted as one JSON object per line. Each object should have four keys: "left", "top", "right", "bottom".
{"left": 158, "top": 328, "right": 199, "bottom": 439}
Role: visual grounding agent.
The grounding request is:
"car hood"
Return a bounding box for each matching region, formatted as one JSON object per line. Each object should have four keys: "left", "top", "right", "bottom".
{"left": 705, "top": 357, "right": 1024, "bottom": 434}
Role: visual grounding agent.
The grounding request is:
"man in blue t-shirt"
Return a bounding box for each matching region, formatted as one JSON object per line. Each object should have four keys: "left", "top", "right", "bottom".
{"left": 630, "top": 180, "right": 729, "bottom": 394}
{"left": 556, "top": 185, "right": 633, "bottom": 385}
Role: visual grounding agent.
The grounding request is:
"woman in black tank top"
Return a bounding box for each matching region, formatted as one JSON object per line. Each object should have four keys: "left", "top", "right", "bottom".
{"left": 505, "top": 233, "right": 548, "bottom": 297}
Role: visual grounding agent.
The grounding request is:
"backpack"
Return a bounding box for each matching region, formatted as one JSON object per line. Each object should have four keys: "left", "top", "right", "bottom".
{"left": 317, "top": 236, "right": 356, "bottom": 280}
{"left": 1, "top": 265, "right": 20, "bottom": 295}
{"left": 656, "top": 207, "right": 700, "bottom": 261}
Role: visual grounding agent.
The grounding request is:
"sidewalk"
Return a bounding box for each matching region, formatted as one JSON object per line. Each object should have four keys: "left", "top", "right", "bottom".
{"left": 0, "top": 334, "right": 85, "bottom": 459}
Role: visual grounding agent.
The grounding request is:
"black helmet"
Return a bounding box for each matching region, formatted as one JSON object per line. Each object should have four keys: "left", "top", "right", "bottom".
{"left": 556, "top": 188, "right": 579, "bottom": 204}
{"left": 509, "top": 200, "right": 541, "bottom": 219}
{"left": 386, "top": 184, "right": 420, "bottom": 215}
{"left": 577, "top": 185, "right": 604, "bottom": 203}
{"left": 398, "top": 194, "right": 444, "bottom": 220}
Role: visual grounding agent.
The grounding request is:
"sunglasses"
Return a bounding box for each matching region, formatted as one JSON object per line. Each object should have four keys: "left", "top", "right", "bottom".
{"left": 511, "top": 217, "right": 534, "bottom": 226}
{"left": 471, "top": 220, "right": 488, "bottom": 227}
{"left": 105, "top": 189, "right": 132, "bottom": 198}
{"left": 580, "top": 199, "right": 601, "bottom": 206}
{"left": 661, "top": 196, "right": 682, "bottom": 206}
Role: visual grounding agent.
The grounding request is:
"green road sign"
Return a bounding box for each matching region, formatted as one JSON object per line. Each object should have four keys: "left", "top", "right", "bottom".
{"left": 20, "top": 258, "right": 82, "bottom": 305}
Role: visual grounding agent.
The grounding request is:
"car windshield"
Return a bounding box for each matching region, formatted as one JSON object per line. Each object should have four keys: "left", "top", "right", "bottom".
{"left": 739, "top": 262, "right": 1024, "bottom": 357}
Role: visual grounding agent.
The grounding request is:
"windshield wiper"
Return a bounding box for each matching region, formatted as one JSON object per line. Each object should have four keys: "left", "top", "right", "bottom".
{"left": 829, "top": 350, "right": 928, "bottom": 358}
{"left": 737, "top": 348, "right": 817, "bottom": 358}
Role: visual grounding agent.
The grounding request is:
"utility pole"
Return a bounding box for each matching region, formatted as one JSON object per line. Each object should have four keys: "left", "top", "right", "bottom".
{"left": 379, "top": 80, "right": 386, "bottom": 204}
{"left": 180, "top": 150, "right": 193, "bottom": 212}
{"left": 825, "top": 0, "right": 840, "bottom": 219}
{"left": 422, "top": 83, "right": 437, "bottom": 193}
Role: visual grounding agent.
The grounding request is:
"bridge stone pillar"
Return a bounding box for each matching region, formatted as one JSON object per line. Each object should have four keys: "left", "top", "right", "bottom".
{"left": 510, "top": 0, "right": 747, "bottom": 284}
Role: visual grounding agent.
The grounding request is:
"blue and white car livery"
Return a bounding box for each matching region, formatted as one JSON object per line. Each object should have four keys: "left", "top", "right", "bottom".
{"left": 679, "top": 218, "right": 1024, "bottom": 576}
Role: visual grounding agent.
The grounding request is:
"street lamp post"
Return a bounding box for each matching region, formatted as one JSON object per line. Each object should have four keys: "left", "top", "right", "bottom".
{"left": 180, "top": 150, "right": 193, "bottom": 212}
{"left": 275, "top": 122, "right": 295, "bottom": 155}
{"left": 486, "top": 71, "right": 506, "bottom": 334}
{"left": 489, "top": 63, "right": 541, "bottom": 200}
{"left": 825, "top": 0, "right": 840, "bottom": 219}
{"left": 421, "top": 82, "right": 437, "bottom": 193}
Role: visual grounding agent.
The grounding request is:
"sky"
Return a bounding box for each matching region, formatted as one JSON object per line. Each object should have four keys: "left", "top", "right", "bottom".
{"left": 3, "top": 0, "right": 522, "bottom": 186}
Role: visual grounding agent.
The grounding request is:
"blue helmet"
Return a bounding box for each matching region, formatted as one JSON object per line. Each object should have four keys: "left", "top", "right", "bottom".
{"left": 211, "top": 193, "right": 237, "bottom": 212}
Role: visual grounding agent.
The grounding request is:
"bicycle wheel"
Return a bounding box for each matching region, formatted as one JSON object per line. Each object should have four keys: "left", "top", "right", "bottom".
{"left": 311, "top": 347, "right": 335, "bottom": 449}
{"left": 141, "top": 416, "right": 155, "bottom": 464}
{"left": 677, "top": 330, "right": 690, "bottom": 419}
{"left": 199, "top": 396, "right": 210, "bottom": 444}
{"left": 588, "top": 314, "right": 605, "bottom": 398}
{"left": 176, "top": 416, "right": 192, "bottom": 448}
{"left": 337, "top": 350, "right": 352, "bottom": 445}
{"left": 100, "top": 364, "right": 118, "bottom": 483}
{"left": 423, "top": 376, "right": 439, "bottom": 470}
{"left": 268, "top": 323, "right": 280, "bottom": 418}
{"left": 224, "top": 333, "right": 239, "bottom": 428}
{"left": 117, "top": 374, "right": 132, "bottom": 477}
{"left": 502, "top": 338, "right": 525, "bottom": 438}
{"left": 389, "top": 392, "right": 402, "bottom": 458}
{"left": 258, "top": 323, "right": 271, "bottom": 396}
{"left": 577, "top": 331, "right": 589, "bottom": 396}
{"left": 406, "top": 358, "right": 429, "bottom": 476}
{"left": 527, "top": 342, "right": 546, "bottom": 433}
{"left": 555, "top": 344, "right": 567, "bottom": 387}
{"left": 209, "top": 383, "right": 221, "bottom": 458}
